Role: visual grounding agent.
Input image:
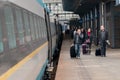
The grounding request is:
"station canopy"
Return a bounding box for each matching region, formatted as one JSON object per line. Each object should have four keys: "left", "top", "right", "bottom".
{"left": 62, "top": 0, "right": 108, "bottom": 16}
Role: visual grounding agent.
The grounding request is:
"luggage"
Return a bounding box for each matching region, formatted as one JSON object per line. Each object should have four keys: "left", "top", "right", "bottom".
{"left": 82, "top": 44, "right": 88, "bottom": 54}
{"left": 70, "top": 45, "right": 76, "bottom": 58}
{"left": 95, "top": 48, "right": 101, "bottom": 56}
{"left": 86, "top": 39, "right": 90, "bottom": 44}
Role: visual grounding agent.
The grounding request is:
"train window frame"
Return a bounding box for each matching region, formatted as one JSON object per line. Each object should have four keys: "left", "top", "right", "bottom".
{"left": 36, "top": 16, "right": 40, "bottom": 39}
{"left": 43, "top": 19, "right": 45, "bottom": 38}
{"left": 43, "top": 20, "right": 46, "bottom": 38}
{"left": 4, "top": 5, "right": 17, "bottom": 49}
{"left": 41, "top": 19, "right": 44, "bottom": 38}
{"left": 42, "top": 19, "right": 45, "bottom": 38}
{"left": 39, "top": 17, "right": 42, "bottom": 39}
{"left": 23, "top": 10, "right": 31, "bottom": 42}
{"left": 38, "top": 17, "right": 41, "bottom": 39}
{"left": 33, "top": 15, "right": 38, "bottom": 39}
{"left": 15, "top": 7, "right": 25, "bottom": 45}
{"left": 40, "top": 19, "right": 43, "bottom": 38}
{"left": 29, "top": 12, "right": 35, "bottom": 41}
{"left": 44, "top": 20, "right": 47, "bottom": 39}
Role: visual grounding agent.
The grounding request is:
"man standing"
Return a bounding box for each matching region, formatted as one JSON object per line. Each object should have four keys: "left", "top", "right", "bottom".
{"left": 99, "top": 25, "right": 109, "bottom": 57}
{"left": 74, "top": 29, "right": 83, "bottom": 58}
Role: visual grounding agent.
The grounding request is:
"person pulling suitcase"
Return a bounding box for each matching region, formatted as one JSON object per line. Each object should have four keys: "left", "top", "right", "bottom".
{"left": 98, "top": 25, "right": 110, "bottom": 57}
{"left": 86, "top": 28, "right": 93, "bottom": 54}
{"left": 74, "top": 29, "right": 83, "bottom": 59}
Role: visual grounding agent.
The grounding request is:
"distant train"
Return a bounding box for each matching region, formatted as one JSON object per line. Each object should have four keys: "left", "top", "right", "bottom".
{"left": 0, "top": 0, "right": 62, "bottom": 80}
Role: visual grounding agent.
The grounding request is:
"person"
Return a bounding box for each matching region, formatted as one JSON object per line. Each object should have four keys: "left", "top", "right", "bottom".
{"left": 73, "top": 28, "right": 77, "bottom": 39}
{"left": 99, "top": 25, "right": 109, "bottom": 57}
{"left": 86, "top": 28, "right": 93, "bottom": 54}
{"left": 81, "top": 28, "right": 86, "bottom": 43}
{"left": 74, "top": 29, "right": 83, "bottom": 58}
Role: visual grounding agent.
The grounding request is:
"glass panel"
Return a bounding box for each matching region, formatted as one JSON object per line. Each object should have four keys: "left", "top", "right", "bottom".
{"left": 43, "top": 20, "right": 47, "bottom": 38}
{"left": 39, "top": 18, "right": 42, "bottom": 39}
{"left": 33, "top": 15, "right": 39, "bottom": 39}
{"left": 41, "top": 19, "right": 44, "bottom": 38}
{"left": 36, "top": 16, "right": 40, "bottom": 38}
{"left": 29, "top": 13, "right": 35, "bottom": 40}
{"left": 44, "top": 20, "right": 47, "bottom": 38}
{"left": 15, "top": 7, "right": 25, "bottom": 45}
{"left": 4, "top": 6, "right": 16, "bottom": 49}
{"left": 23, "top": 10, "right": 31, "bottom": 42}
{"left": 0, "top": 14, "right": 3, "bottom": 52}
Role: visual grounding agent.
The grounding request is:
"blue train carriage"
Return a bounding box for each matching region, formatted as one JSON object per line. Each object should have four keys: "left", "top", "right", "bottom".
{"left": 0, "top": 0, "right": 53, "bottom": 80}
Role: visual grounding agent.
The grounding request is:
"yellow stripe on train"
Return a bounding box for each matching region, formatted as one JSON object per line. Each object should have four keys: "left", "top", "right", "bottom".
{"left": 0, "top": 42, "right": 48, "bottom": 80}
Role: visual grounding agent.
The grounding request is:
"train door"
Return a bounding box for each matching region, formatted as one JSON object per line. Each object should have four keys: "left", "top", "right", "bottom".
{"left": 44, "top": 9, "right": 52, "bottom": 66}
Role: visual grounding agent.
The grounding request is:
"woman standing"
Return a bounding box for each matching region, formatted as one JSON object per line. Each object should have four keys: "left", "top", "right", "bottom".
{"left": 86, "top": 28, "right": 93, "bottom": 54}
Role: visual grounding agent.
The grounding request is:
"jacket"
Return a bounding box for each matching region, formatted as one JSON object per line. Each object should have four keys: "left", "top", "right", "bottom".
{"left": 74, "top": 33, "right": 83, "bottom": 44}
{"left": 99, "top": 30, "right": 108, "bottom": 45}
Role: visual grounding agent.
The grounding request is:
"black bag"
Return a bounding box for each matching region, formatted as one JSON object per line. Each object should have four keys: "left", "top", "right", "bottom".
{"left": 70, "top": 45, "right": 76, "bottom": 57}
{"left": 95, "top": 48, "right": 101, "bottom": 56}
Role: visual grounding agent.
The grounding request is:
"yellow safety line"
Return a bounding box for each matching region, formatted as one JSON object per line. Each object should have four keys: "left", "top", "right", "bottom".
{"left": 0, "top": 42, "right": 48, "bottom": 80}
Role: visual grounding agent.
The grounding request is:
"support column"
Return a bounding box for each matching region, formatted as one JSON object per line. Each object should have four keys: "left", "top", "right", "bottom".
{"left": 99, "top": 2, "right": 105, "bottom": 26}
{"left": 90, "top": 11, "right": 93, "bottom": 29}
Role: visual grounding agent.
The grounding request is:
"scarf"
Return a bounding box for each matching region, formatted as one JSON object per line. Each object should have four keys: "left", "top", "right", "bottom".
{"left": 87, "top": 32, "right": 91, "bottom": 37}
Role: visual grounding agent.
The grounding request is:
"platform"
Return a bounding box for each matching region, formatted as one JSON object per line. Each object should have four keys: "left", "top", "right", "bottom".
{"left": 55, "top": 40, "right": 120, "bottom": 80}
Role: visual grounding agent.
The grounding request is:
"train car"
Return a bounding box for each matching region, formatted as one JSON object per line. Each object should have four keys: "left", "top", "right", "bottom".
{"left": 0, "top": 0, "right": 63, "bottom": 80}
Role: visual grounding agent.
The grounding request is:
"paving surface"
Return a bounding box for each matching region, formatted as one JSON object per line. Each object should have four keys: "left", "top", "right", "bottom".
{"left": 55, "top": 40, "right": 120, "bottom": 80}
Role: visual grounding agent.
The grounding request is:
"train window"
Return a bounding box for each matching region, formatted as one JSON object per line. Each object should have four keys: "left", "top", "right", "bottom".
{"left": 43, "top": 20, "right": 45, "bottom": 38}
{"left": 43, "top": 20, "right": 46, "bottom": 38}
{"left": 15, "top": 7, "right": 25, "bottom": 45}
{"left": 42, "top": 20, "right": 44, "bottom": 38}
{"left": 40, "top": 19, "right": 43, "bottom": 38}
{"left": 0, "top": 16, "right": 3, "bottom": 52}
{"left": 44, "top": 20, "right": 47, "bottom": 38}
{"left": 23, "top": 10, "right": 31, "bottom": 42}
{"left": 42, "top": 19, "right": 44, "bottom": 38}
{"left": 4, "top": 6, "right": 16, "bottom": 49}
{"left": 39, "top": 18, "right": 42, "bottom": 39}
{"left": 29, "top": 13, "right": 35, "bottom": 40}
{"left": 33, "top": 15, "right": 39, "bottom": 39}
{"left": 37, "top": 16, "right": 40, "bottom": 38}
{"left": 38, "top": 18, "right": 41, "bottom": 39}
{"left": 39, "top": 17, "right": 42, "bottom": 39}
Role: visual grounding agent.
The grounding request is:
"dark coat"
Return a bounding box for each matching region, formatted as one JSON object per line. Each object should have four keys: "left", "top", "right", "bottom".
{"left": 74, "top": 33, "right": 83, "bottom": 44}
{"left": 99, "top": 30, "right": 108, "bottom": 45}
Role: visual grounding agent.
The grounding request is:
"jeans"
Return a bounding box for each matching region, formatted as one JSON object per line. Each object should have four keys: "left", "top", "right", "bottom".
{"left": 75, "top": 44, "right": 81, "bottom": 57}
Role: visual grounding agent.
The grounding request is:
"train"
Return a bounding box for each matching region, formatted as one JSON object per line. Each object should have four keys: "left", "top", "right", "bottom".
{"left": 0, "top": 0, "right": 63, "bottom": 80}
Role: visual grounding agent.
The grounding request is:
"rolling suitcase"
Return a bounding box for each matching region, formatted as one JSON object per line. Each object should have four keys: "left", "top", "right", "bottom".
{"left": 70, "top": 45, "right": 76, "bottom": 58}
{"left": 95, "top": 48, "right": 101, "bottom": 56}
{"left": 82, "top": 44, "right": 88, "bottom": 54}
